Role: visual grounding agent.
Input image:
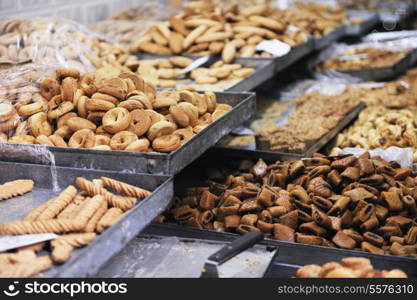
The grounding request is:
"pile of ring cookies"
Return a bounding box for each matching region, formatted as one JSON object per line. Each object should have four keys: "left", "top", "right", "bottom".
{"left": 332, "top": 107, "right": 417, "bottom": 162}
{"left": 129, "top": 2, "right": 311, "bottom": 60}
{"left": 139, "top": 56, "right": 255, "bottom": 90}
{"left": 0, "top": 18, "right": 140, "bottom": 73}
{"left": 2, "top": 68, "right": 232, "bottom": 153}
{"left": 160, "top": 153, "right": 417, "bottom": 258}
{"left": 315, "top": 48, "right": 410, "bottom": 72}
{"left": 0, "top": 176, "right": 151, "bottom": 277}
{"left": 296, "top": 257, "right": 407, "bottom": 278}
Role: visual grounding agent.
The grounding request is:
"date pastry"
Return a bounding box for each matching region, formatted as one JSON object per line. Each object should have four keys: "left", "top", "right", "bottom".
{"left": 0, "top": 179, "right": 34, "bottom": 201}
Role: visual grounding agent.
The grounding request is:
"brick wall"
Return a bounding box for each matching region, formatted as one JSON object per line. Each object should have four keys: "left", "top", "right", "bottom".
{"left": 0, "top": 0, "right": 142, "bottom": 24}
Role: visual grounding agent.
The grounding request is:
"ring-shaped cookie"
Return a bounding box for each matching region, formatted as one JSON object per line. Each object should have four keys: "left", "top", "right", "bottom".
{"left": 68, "top": 128, "right": 95, "bottom": 149}
{"left": 125, "top": 138, "right": 150, "bottom": 152}
{"left": 28, "top": 112, "right": 52, "bottom": 137}
{"left": 129, "top": 109, "right": 152, "bottom": 136}
{"left": 57, "top": 112, "right": 77, "bottom": 128}
{"left": 110, "top": 131, "right": 138, "bottom": 150}
{"left": 61, "top": 77, "right": 78, "bottom": 103}
{"left": 147, "top": 120, "right": 176, "bottom": 141}
{"left": 102, "top": 107, "right": 131, "bottom": 134}
{"left": 17, "top": 101, "right": 45, "bottom": 118}
{"left": 86, "top": 98, "right": 116, "bottom": 112}
{"left": 47, "top": 101, "right": 74, "bottom": 120}
{"left": 152, "top": 134, "right": 181, "bottom": 152}
{"left": 67, "top": 117, "right": 97, "bottom": 132}
{"left": 0, "top": 103, "right": 16, "bottom": 121}
{"left": 40, "top": 77, "right": 60, "bottom": 101}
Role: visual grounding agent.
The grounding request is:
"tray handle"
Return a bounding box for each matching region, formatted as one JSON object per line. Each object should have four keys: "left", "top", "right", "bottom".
{"left": 207, "top": 231, "right": 264, "bottom": 265}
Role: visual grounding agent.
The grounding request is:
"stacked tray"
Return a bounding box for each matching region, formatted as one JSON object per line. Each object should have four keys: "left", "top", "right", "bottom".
{"left": 314, "top": 25, "right": 347, "bottom": 51}
{"left": 346, "top": 10, "right": 380, "bottom": 37}
{"left": 0, "top": 161, "right": 173, "bottom": 277}
{"left": 142, "top": 224, "right": 417, "bottom": 278}
{"left": 135, "top": 54, "right": 275, "bottom": 92}
{"left": 309, "top": 48, "right": 417, "bottom": 82}
{"left": 214, "top": 102, "right": 366, "bottom": 162}
{"left": 0, "top": 92, "right": 255, "bottom": 175}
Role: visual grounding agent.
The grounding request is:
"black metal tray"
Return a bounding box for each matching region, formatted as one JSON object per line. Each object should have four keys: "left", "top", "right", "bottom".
{"left": 135, "top": 54, "right": 274, "bottom": 92}
{"left": 346, "top": 10, "right": 380, "bottom": 37}
{"left": 0, "top": 91, "right": 255, "bottom": 175}
{"left": 314, "top": 25, "right": 347, "bottom": 51}
{"left": 311, "top": 49, "right": 417, "bottom": 82}
{"left": 143, "top": 223, "right": 417, "bottom": 278}
{"left": 214, "top": 101, "right": 366, "bottom": 162}
{"left": 0, "top": 161, "right": 173, "bottom": 277}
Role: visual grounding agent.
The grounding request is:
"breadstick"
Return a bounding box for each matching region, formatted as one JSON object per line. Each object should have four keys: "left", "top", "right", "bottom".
{"left": 0, "top": 218, "right": 85, "bottom": 235}
{"left": 0, "top": 255, "right": 52, "bottom": 278}
{"left": 16, "top": 242, "right": 46, "bottom": 253}
{"left": 96, "top": 208, "right": 124, "bottom": 233}
{"left": 76, "top": 177, "right": 137, "bottom": 211}
{"left": 195, "top": 31, "right": 233, "bottom": 43}
{"left": 100, "top": 176, "right": 151, "bottom": 198}
{"left": 24, "top": 201, "right": 49, "bottom": 221}
{"left": 57, "top": 194, "right": 86, "bottom": 219}
{"left": 37, "top": 185, "right": 77, "bottom": 220}
{"left": 76, "top": 195, "right": 106, "bottom": 224}
{"left": 51, "top": 232, "right": 96, "bottom": 263}
{"left": 0, "top": 179, "right": 34, "bottom": 200}
{"left": 84, "top": 200, "right": 108, "bottom": 232}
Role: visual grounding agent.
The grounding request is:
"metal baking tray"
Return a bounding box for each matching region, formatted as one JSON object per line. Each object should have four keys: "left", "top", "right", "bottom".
{"left": 378, "top": 2, "right": 414, "bottom": 25}
{"left": 0, "top": 91, "right": 255, "bottom": 175}
{"left": 314, "top": 24, "right": 347, "bottom": 51}
{"left": 0, "top": 161, "right": 173, "bottom": 277}
{"left": 213, "top": 101, "right": 366, "bottom": 162}
{"left": 311, "top": 49, "right": 417, "bottom": 82}
{"left": 143, "top": 223, "right": 417, "bottom": 278}
{"left": 346, "top": 10, "right": 380, "bottom": 37}
{"left": 135, "top": 54, "right": 274, "bottom": 92}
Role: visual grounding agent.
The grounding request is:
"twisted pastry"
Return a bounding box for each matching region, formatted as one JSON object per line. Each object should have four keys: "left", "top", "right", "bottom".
{"left": 84, "top": 200, "right": 108, "bottom": 233}
{"left": 76, "top": 177, "right": 137, "bottom": 211}
{"left": 76, "top": 195, "right": 106, "bottom": 225}
{"left": 0, "top": 218, "right": 85, "bottom": 235}
{"left": 57, "top": 194, "right": 86, "bottom": 219}
{"left": 0, "top": 255, "right": 52, "bottom": 278}
{"left": 37, "top": 185, "right": 77, "bottom": 220}
{"left": 0, "top": 179, "right": 34, "bottom": 201}
{"left": 51, "top": 232, "right": 96, "bottom": 264}
{"left": 24, "top": 202, "right": 49, "bottom": 221}
{"left": 96, "top": 207, "right": 124, "bottom": 233}
{"left": 101, "top": 176, "right": 151, "bottom": 199}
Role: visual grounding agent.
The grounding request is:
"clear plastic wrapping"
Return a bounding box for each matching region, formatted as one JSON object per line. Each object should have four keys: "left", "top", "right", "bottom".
{"left": 0, "top": 18, "right": 140, "bottom": 74}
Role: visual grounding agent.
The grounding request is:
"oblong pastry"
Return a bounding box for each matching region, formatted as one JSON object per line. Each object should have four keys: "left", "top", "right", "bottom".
{"left": 17, "top": 102, "right": 45, "bottom": 118}
{"left": 0, "top": 179, "right": 34, "bottom": 201}
{"left": 66, "top": 117, "right": 97, "bottom": 132}
{"left": 147, "top": 121, "right": 176, "bottom": 141}
{"left": 125, "top": 139, "right": 150, "bottom": 152}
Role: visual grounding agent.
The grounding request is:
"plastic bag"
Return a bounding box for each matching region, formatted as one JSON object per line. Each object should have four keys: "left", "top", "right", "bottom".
{"left": 0, "top": 18, "right": 140, "bottom": 74}
{"left": 334, "top": 146, "right": 414, "bottom": 168}
{"left": 108, "top": 0, "right": 182, "bottom": 21}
